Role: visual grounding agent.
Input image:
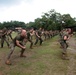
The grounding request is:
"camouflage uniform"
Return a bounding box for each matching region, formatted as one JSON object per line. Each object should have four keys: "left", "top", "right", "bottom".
{"left": 34, "top": 30, "right": 43, "bottom": 45}
{"left": 7, "top": 34, "right": 26, "bottom": 61}
{"left": 27, "top": 31, "right": 33, "bottom": 49}
{"left": 1, "top": 28, "right": 9, "bottom": 48}
{"left": 59, "top": 30, "right": 69, "bottom": 60}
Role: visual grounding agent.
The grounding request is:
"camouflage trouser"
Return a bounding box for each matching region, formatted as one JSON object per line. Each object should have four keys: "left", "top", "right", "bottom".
{"left": 1, "top": 36, "right": 9, "bottom": 48}
{"left": 7, "top": 42, "right": 25, "bottom": 60}
{"left": 60, "top": 40, "right": 68, "bottom": 54}
{"left": 7, "top": 42, "right": 15, "bottom": 59}
{"left": 60, "top": 40, "right": 69, "bottom": 59}
{"left": 28, "top": 39, "right": 33, "bottom": 48}
{"left": 34, "top": 37, "right": 43, "bottom": 45}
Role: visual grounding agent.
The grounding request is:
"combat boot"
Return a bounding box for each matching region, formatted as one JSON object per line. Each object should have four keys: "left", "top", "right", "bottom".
{"left": 5, "top": 60, "right": 11, "bottom": 65}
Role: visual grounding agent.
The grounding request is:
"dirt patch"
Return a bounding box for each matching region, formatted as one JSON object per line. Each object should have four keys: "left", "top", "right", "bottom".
{"left": 67, "top": 37, "right": 76, "bottom": 75}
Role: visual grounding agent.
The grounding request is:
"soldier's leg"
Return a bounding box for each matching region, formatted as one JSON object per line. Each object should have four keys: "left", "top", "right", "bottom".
{"left": 60, "top": 40, "right": 65, "bottom": 49}
{"left": 65, "top": 42, "right": 68, "bottom": 48}
{"left": 5, "top": 43, "right": 15, "bottom": 65}
{"left": 20, "top": 49, "right": 26, "bottom": 57}
{"left": 62, "top": 42, "right": 69, "bottom": 60}
{"left": 34, "top": 37, "right": 38, "bottom": 45}
{"left": 19, "top": 43, "right": 26, "bottom": 57}
{"left": 44, "top": 34, "right": 46, "bottom": 40}
{"left": 1, "top": 37, "right": 4, "bottom": 48}
{"left": 5, "top": 37, "right": 10, "bottom": 47}
{"left": 9, "top": 34, "right": 13, "bottom": 41}
{"left": 28, "top": 39, "right": 33, "bottom": 49}
{"left": 39, "top": 37, "right": 43, "bottom": 45}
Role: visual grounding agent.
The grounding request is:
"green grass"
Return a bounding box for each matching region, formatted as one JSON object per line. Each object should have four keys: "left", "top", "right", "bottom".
{"left": 0, "top": 34, "right": 69, "bottom": 75}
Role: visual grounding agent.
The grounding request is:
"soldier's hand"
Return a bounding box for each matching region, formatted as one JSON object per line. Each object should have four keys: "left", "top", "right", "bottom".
{"left": 38, "top": 36, "right": 40, "bottom": 38}
{"left": 22, "top": 46, "right": 26, "bottom": 49}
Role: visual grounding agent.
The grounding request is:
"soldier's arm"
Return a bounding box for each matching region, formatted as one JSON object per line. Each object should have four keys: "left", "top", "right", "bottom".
{"left": 16, "top": 40, "right": 25, "bottom": 49}
{"left": 36, "top": 32, "right": 40, "bottom": 38}
{"left": 2, "top": 31, "right": 8, "bottom": 36}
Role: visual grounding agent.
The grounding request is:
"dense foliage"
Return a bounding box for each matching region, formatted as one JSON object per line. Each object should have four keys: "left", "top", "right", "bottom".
{"left": 0, "top": 9, "right": 76, "bottom": 31}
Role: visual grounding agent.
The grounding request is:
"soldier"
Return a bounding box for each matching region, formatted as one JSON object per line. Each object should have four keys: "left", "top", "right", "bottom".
{"left": 0, "top": 27, "right": 10, "bottom": 48}
{"left": 5, "top": 29, "right": 27, "bottom": 65}
{"left": 59, "top": 29, "right": 70, "bottom": 60}
{"left": 34, "top": 28, "right": 43, "bottom": 46}
{"left": 26, "top": 28, "right": 34, "bottom": 49}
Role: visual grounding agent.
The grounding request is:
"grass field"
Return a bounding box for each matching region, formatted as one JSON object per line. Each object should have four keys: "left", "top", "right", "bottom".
{"left": 0, "top": 33, "right": 69, "bottom": 75}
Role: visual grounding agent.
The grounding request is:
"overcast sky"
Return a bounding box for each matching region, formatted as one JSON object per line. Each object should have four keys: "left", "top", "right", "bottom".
{"left": 0, "top": 0, "right": 76, "bottom": 23}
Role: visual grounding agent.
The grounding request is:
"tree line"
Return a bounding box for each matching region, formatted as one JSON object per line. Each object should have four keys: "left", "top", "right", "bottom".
{"left": 0, "top": 9, "right": 76, "bottom": 31}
